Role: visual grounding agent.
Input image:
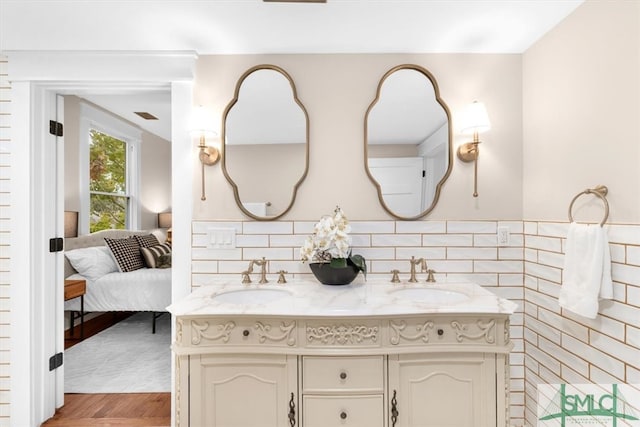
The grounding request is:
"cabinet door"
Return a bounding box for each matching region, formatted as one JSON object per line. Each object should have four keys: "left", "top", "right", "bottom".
{"left": 190, "top": 354, "right": 298, "bottom": 427}
{"left": 388, "top": 353, "right": 496, "bottom": 427}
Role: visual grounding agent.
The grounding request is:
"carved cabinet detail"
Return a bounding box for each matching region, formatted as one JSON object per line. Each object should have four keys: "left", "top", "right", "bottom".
{"left": 174, "top": 314, "right": 512, "bottom": 426}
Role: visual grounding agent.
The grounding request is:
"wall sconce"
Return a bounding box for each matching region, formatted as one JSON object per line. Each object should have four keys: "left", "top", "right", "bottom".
{"left": 64, "top": 211, "right": 78, "bottom": 238}
{"left": 190, "top": 106, "right": 219, "bottom": 201}
{"left": 456, "top": 100, "right": 491, "bottom": 197}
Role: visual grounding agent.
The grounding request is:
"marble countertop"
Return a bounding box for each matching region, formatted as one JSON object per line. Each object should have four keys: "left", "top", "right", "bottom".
{"left": 168, "top": 280, "right": 518, "bottom": 318}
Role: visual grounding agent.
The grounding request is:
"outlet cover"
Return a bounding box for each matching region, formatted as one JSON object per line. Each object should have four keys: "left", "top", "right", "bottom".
{"left": 497, "top": 226, "right": 510, "bottom": 247}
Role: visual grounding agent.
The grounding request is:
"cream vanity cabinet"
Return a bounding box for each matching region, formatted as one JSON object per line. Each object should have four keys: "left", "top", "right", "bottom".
{"left": 388, "top": 353, "right": 497, "bottom": 426}
{"left": 173, "top": 313, "right": 512, "bottom": 427}
{"left": 189, "top": 353, "right": 297, "bottom": 426}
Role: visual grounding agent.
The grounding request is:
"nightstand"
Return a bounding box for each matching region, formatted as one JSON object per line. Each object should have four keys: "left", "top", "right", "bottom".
{"left": 64, "top": 279, "right": 86, "bottom": 339}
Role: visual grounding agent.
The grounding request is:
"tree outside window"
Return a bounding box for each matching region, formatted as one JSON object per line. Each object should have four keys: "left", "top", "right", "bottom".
{"left": 89, "top": 129, "right": 129, "bottom": 232}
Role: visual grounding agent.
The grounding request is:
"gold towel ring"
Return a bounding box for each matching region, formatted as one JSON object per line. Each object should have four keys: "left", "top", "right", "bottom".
{"left": 568, "top": 185, "right": 609, "bottom": 227}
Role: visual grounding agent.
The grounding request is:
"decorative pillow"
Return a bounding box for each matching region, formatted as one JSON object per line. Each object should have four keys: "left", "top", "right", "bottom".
{"left": 156, "top": 253, "right": 172, "bottom": 269}
{"left": 140, "top": 243, "right": 172, "bottom": 268}
{"left": 65, "top": 246, "right": 118, "bottom": 281}
{"left": 134, "top": 233, "right": 161, "bottom": 248}
{"left": 105, "top": 237, "right": 145, "bottom": 272}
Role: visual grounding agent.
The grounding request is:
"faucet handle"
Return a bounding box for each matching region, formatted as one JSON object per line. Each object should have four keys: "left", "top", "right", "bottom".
{"left": 426, "top": 269, "right": 436, "bottom": 283}
{"left": 277, "top": 270, "right": 288, "bottom": 284}
{"left": 241, "top": 271, "right": 252, "bottom": 284}
{"left": 390, "top": 269, "right": 401, "bottom": 284}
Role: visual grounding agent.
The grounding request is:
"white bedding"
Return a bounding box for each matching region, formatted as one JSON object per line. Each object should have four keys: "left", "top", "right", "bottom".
{"left": 65, "top": 268, "right": 172, "bottom": 312}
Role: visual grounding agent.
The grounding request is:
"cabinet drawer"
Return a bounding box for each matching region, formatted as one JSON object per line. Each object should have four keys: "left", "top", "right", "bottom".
{"left": 303, "top": 394, "right": 384, "bottom": 427}
{"left": 188, "top": 318, "right": 298, "bottom": 348}
{"left": 302, "top": 356, "right": 384, "bottom": 392}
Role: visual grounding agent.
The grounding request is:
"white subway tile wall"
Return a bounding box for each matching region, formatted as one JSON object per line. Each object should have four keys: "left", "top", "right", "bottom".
{"left": 192, "top": 219, "right": 527, "bottom": 425}
{"left": 523, "top": 222, "right": 640, "bottom": 426}
{"left": 192, "top": 219, "right": 640, "bottom": 426}
{"left": 0, "top": 56, "right": 10, "bottom": 425}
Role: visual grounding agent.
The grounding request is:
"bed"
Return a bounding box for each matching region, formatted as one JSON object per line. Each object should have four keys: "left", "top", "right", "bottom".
{"left": 64, "top": 229, "right": 172, "bottom": 332}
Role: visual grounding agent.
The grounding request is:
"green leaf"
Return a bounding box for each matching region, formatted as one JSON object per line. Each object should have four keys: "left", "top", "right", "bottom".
{"left": 349, "top": 254, "right": 367, "bottom": 278}
{"left": 330, "top": 258, "right": 347, "bottom": 268}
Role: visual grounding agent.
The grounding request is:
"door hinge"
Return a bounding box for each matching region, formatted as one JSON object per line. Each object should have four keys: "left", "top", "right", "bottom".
{"left": 49, "top": 120, "right": 63, "bottom": 137}
{"left": 49, "top": 237, "right": 64, "bottom": 253}
{"left": 422, "top": 170, "right": 426, "bottom": 177}
{"left": 49, "top": 352, "right": 63, "bottom": 371}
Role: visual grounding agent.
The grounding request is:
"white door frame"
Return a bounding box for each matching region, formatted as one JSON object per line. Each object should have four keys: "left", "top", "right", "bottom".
{"left": 7, "top": 51, "right": 196, "bottom": 427}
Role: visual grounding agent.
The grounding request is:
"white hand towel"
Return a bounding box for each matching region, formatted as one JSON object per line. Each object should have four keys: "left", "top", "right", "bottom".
{"left": 559, "top": 222, "right": 612, "bottom": 319}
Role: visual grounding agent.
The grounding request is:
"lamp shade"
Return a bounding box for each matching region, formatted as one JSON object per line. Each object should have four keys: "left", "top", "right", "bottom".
{"left": 459, "top": 101, "right": 491, "bottom": 135}
{"left": 189, "top": 106, "right": 217, "bottom": 139}
{"left": 64, "top": 211, "right": 78, "bottom": 238}
{"left": 158, "top": 212, "right": 172, "bottom": 229}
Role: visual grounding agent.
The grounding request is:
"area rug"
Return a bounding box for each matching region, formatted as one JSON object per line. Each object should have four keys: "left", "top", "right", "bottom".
{"left": 65, "top": 312, "right": 171, "bottom": 393}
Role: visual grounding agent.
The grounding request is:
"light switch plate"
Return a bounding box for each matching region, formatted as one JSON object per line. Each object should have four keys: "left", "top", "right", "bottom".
{"left": 207, "top": 227, "right": 236, "bottom": 249}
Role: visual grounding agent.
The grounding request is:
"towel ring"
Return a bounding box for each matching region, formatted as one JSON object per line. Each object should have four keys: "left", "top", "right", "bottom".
{"left": 568, "top": 185, "right": 609, "bottom": 227}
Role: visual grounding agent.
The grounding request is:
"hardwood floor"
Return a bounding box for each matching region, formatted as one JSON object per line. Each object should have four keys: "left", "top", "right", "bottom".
{"left": 42, "top": 312, "right": 171, "bottom": 426}
{"left": 41, "top": 393, "right": 171, "bottom": 426}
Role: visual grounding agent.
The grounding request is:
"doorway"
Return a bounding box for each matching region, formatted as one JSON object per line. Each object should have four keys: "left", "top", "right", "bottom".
{"left": 8, "top": 51, "right": 196, "bottom": 427}
{"left": 61, "top": 91, "right": 172, "bottom": 398}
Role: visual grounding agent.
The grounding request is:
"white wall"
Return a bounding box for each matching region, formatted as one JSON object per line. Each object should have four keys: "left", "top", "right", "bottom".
{"left": 140, "top": 131, "right": 172, "bottom": 229}
{"left": 523, "top": 0, "right": 640, "bottom": 224}
{"left": 522, "top": 1, "right": 640, "bottom": 425}
{"left": 193, "top": 53, "right": 523, "bottom": 221}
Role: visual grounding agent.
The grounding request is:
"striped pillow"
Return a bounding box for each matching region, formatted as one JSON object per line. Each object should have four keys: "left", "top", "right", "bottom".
{"left": 140, "top": 244, "right": 172, "bottom": 268}
{"left": 105, "top": 237, "right": 145, "bottom": 272}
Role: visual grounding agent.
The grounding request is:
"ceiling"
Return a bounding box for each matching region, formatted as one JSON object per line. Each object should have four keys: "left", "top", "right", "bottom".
{"left": 0, "top": 0, "right": 584, "bottom": 141}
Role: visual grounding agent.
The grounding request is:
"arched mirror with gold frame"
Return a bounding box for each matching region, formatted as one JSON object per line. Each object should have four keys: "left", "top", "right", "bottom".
{"left": 364, "top": 64, "right": 453, "bottom": 220}
{"left": 222, "top": 65, "right": 309, "bottom": 220}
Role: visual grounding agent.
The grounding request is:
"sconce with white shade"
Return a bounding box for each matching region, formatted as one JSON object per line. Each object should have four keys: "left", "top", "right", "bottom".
{"left": 190, "top": 106, "right": 219, "bottom": 201}
{"left": 457, "top": 100, "right": 491, "bottom": 197}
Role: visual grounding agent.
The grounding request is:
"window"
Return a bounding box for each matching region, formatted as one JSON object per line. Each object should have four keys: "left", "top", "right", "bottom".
{"left": 89, "top": 129, "right": 128, "bottom": 232}
{"left": 80, "top": 102, "right": 141, "bottom": 234}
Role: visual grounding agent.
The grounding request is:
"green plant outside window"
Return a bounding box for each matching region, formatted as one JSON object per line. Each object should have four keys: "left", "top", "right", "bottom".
{"left": 89, "top": 129, "right": 128, "bottom": 232}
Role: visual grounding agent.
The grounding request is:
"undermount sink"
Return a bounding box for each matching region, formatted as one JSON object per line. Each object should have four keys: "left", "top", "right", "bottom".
{"left": 389, "top": 286, "right": 470, "bottom": 306}
{"left": 212, "top": 288, "right": 292, "bottom": 304}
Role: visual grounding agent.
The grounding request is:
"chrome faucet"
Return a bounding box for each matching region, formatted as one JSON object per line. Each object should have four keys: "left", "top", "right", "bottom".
{"left": 250, "top": 257, "right": 269, "bottom": 284}
{"left": 409, "top": 256, "right": 427, "bottom": 283}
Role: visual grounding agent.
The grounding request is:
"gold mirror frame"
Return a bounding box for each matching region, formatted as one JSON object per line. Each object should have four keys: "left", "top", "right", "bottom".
{"left": 364, "top": 64, "right": 453, "bottom": 220}
{"left": 221, "top": 64, "right": 310, "bottom": 221}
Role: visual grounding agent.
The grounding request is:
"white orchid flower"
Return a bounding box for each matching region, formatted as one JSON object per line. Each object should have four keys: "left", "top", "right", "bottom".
{"left": 300, "top": 206, "right": 356, "bottom": 263}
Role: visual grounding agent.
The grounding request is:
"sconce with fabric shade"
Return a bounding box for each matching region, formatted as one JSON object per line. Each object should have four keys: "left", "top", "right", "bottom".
{"left": 64, "top": 211, "right": 78, "bottom": 238}
{"left": 456, "top": 101, "right": 491, "bottom": 197}
{"left": 190, "top": 106, "right": 219, "bottom": 201}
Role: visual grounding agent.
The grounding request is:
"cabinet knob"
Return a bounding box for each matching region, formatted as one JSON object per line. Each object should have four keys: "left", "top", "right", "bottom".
{"left": 339, "top": 371, "right": 347, "bottom": 380}
{"left": 437, "top": 328, "right": 444, "bottom": 336}
{"left": 243, "top": 329, "right": 250, "bottom": 337}
{"left": 340, "top": 411, "right": 347, "bottom": 420}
